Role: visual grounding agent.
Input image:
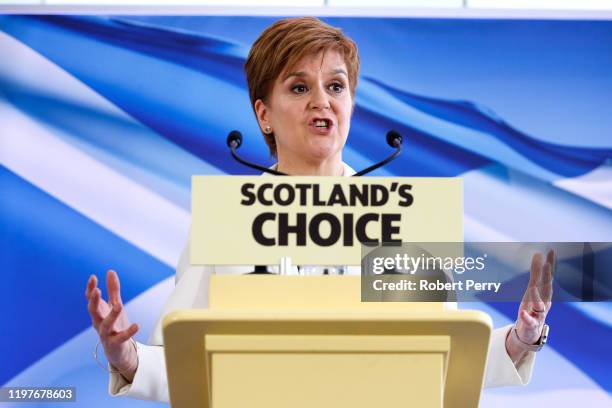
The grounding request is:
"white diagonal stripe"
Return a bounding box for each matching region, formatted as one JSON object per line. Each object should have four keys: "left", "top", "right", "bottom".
{"left": 0, "top": 100, "right": 189, "bottom": 267}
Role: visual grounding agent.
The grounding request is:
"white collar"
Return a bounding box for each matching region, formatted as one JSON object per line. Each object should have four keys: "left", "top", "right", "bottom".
{"left": 263, "top": 162, "right": 356, "bottom": 177}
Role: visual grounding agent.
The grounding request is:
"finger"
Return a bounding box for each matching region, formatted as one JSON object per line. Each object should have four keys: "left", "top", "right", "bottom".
{"left": 539, "top": 251, "right": 554, "bottom": 283}
{"left": 521, "top": 286, "right": 546, "bottom": 319}
{"left": 529, "top": 300, "right": 546, "bottom": 315}
{"left": 529, "top": 252, "right": 544, "bottom": 286}
{"left": 107, "top": 270, "right": 123, "bottom": 308}
{"left": 109, "top": 323, "right": 139, "bottom": 345}
{"left": 85, "top": 274, "right": 98, "bottom": 299}
{"left": 540, "top": 262, "right": 553, "bottom": 302}
{"left": 546, "top": 249, "right": 555, "bottom": 275}
{"left": 87, "top": 288, "right": 104, "bottom": 328}
{"left": 99, "top": 302, "right": 123, "bottom": 338}
{"left": 522, "top": 278, "right": 542, "bottom": 303}
{"left": 528, "top": 285, "right": 545, "bottom": 309}
{"left": 519, "top": 309, "right": 541, "bottom": 329}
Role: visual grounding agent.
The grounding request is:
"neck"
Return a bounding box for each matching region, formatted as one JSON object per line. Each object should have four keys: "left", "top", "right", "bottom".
{"left": 276, "top": 155, "right": 344, "bottom": 176}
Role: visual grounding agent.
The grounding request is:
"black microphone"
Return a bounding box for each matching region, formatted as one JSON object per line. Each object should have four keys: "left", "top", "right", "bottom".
{"left": 352, "top": 130, "right": 403, "bottom": 176}
{"left": 227, "top": 130, "right": 287, "bottom": 175}
{"left": 227, "top": 130, "right": 242, "bottom": 149}
{"left": 227, "top": 129, "right": 403, "bottom": 176}
{"left": 386, "top": 130, "right": 403, "bottom": 148}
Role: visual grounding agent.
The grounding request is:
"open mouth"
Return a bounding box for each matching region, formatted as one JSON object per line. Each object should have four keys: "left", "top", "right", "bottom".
{"left": 313, "top": 119, "right": 331, "bottom": 129}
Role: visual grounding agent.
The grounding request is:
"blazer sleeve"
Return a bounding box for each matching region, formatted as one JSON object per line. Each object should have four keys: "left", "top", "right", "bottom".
{"left": 484, "top": 324, "right": 536, "bottom": 388}
{"left": 108, "top": 343, "right": 169, "bottom": 402}
{"left": 446, "top": 303, "right": 536, "bottom": 388}
{"left": 108, "top": 238, "right": 213, "bottom": 402}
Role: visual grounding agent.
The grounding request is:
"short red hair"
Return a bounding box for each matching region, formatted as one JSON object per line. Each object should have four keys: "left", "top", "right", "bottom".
{"left": 244, "top": 17, "right": 360, "bottom": 156}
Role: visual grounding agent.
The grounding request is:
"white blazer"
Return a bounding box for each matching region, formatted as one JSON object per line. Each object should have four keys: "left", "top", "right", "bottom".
{"left": 109, "top": 163, "right": 536, "bottom": 402}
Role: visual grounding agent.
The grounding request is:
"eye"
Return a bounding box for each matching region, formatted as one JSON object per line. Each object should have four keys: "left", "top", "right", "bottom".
{"left": 291, "top": 84, "right": 308, "bottom": 94}
{"left": 328, "top": 81, "right": 345, "bottom": 94}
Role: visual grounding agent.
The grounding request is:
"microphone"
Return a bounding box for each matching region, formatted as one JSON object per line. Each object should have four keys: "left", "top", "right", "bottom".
{"left": 386, "top": 130, "right": 403, "bottom": 148}
{"left": 352, "top": 130, "right": 403, "bottom": 176}
{"left": 227, "top": 129, "right": 404, "bottom": 176}
{"left": 227, "top": 130, "right": 287, "bottom": 175}
{"left": 227, "top": 130, "right": 242, "bottom": 149}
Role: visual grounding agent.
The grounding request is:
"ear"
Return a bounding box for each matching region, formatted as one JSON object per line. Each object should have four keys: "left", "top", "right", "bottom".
{"left": 254, "top": 99, "right": 270, "bottom": 133}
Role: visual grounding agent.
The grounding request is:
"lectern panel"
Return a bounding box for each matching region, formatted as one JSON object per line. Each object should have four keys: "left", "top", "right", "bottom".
{"left": 164, "top": 276, "right": 491, "bottom": 408}
{"left": 212, "top": 352, "right": 443, "bottom": 408}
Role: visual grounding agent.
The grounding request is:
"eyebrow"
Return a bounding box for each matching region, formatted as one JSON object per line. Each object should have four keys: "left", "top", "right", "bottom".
{"left": 283, "top": 68, "right": 348, "bottom": 81}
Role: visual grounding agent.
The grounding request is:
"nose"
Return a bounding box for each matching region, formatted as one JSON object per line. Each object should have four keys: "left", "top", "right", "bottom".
{"left": 308, "top": 84, "right": 330, "bottom": 111}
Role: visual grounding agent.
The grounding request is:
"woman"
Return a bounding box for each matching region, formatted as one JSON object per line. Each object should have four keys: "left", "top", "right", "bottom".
{"left": 85, "top": 17, "right": 554, "bottom": 402}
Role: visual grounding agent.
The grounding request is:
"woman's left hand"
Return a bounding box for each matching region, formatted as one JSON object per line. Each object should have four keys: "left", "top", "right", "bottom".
{"left": 506, "top": 249, "right": 555, "bottom": 362}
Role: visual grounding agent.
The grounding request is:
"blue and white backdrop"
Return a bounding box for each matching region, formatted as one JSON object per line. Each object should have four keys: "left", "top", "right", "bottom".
{"left": 0, "top": 12, "right": 611, "bottom": 407}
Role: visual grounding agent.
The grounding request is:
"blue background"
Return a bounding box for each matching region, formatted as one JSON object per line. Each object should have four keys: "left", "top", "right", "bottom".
{"left": 0, "top": 13, "right": 611, "bottom": 407}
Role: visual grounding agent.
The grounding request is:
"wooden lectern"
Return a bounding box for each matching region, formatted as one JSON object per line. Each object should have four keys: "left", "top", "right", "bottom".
{"left": 163, "top": 275, "right": 492, "bottom": 408}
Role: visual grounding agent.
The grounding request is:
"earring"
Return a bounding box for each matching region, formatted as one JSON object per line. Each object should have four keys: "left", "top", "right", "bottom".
{"left": 264, "top": 125, "right": 271, "bottom": 134}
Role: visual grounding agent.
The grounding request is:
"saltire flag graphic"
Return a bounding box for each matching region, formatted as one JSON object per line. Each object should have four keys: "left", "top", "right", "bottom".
{"left": 1, "top": 14, "right": 611, "bottom": 407}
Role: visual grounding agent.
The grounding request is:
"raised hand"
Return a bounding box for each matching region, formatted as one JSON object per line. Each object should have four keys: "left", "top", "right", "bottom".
{"left": 86, "top": 270, "right": 139, "bottom": 382}
{"left": 506, "top": 250, "right": 554, "bottom": 362}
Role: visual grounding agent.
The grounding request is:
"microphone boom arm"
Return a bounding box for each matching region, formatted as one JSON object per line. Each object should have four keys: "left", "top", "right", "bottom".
{"left": 230, "top": 145, "right": 287, "bottom": 176}
{"left": 352, "top": 144, "right": 402, "bottom": 176}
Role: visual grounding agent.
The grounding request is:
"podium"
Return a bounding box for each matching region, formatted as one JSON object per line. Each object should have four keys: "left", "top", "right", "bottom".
{"left": 163, "top": 275, "right": 492, "bottom": 408}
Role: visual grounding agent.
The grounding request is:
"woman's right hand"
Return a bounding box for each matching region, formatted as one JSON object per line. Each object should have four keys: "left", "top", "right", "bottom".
{"left": 86, "top": 270, "right": 139, "bottom": 382}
